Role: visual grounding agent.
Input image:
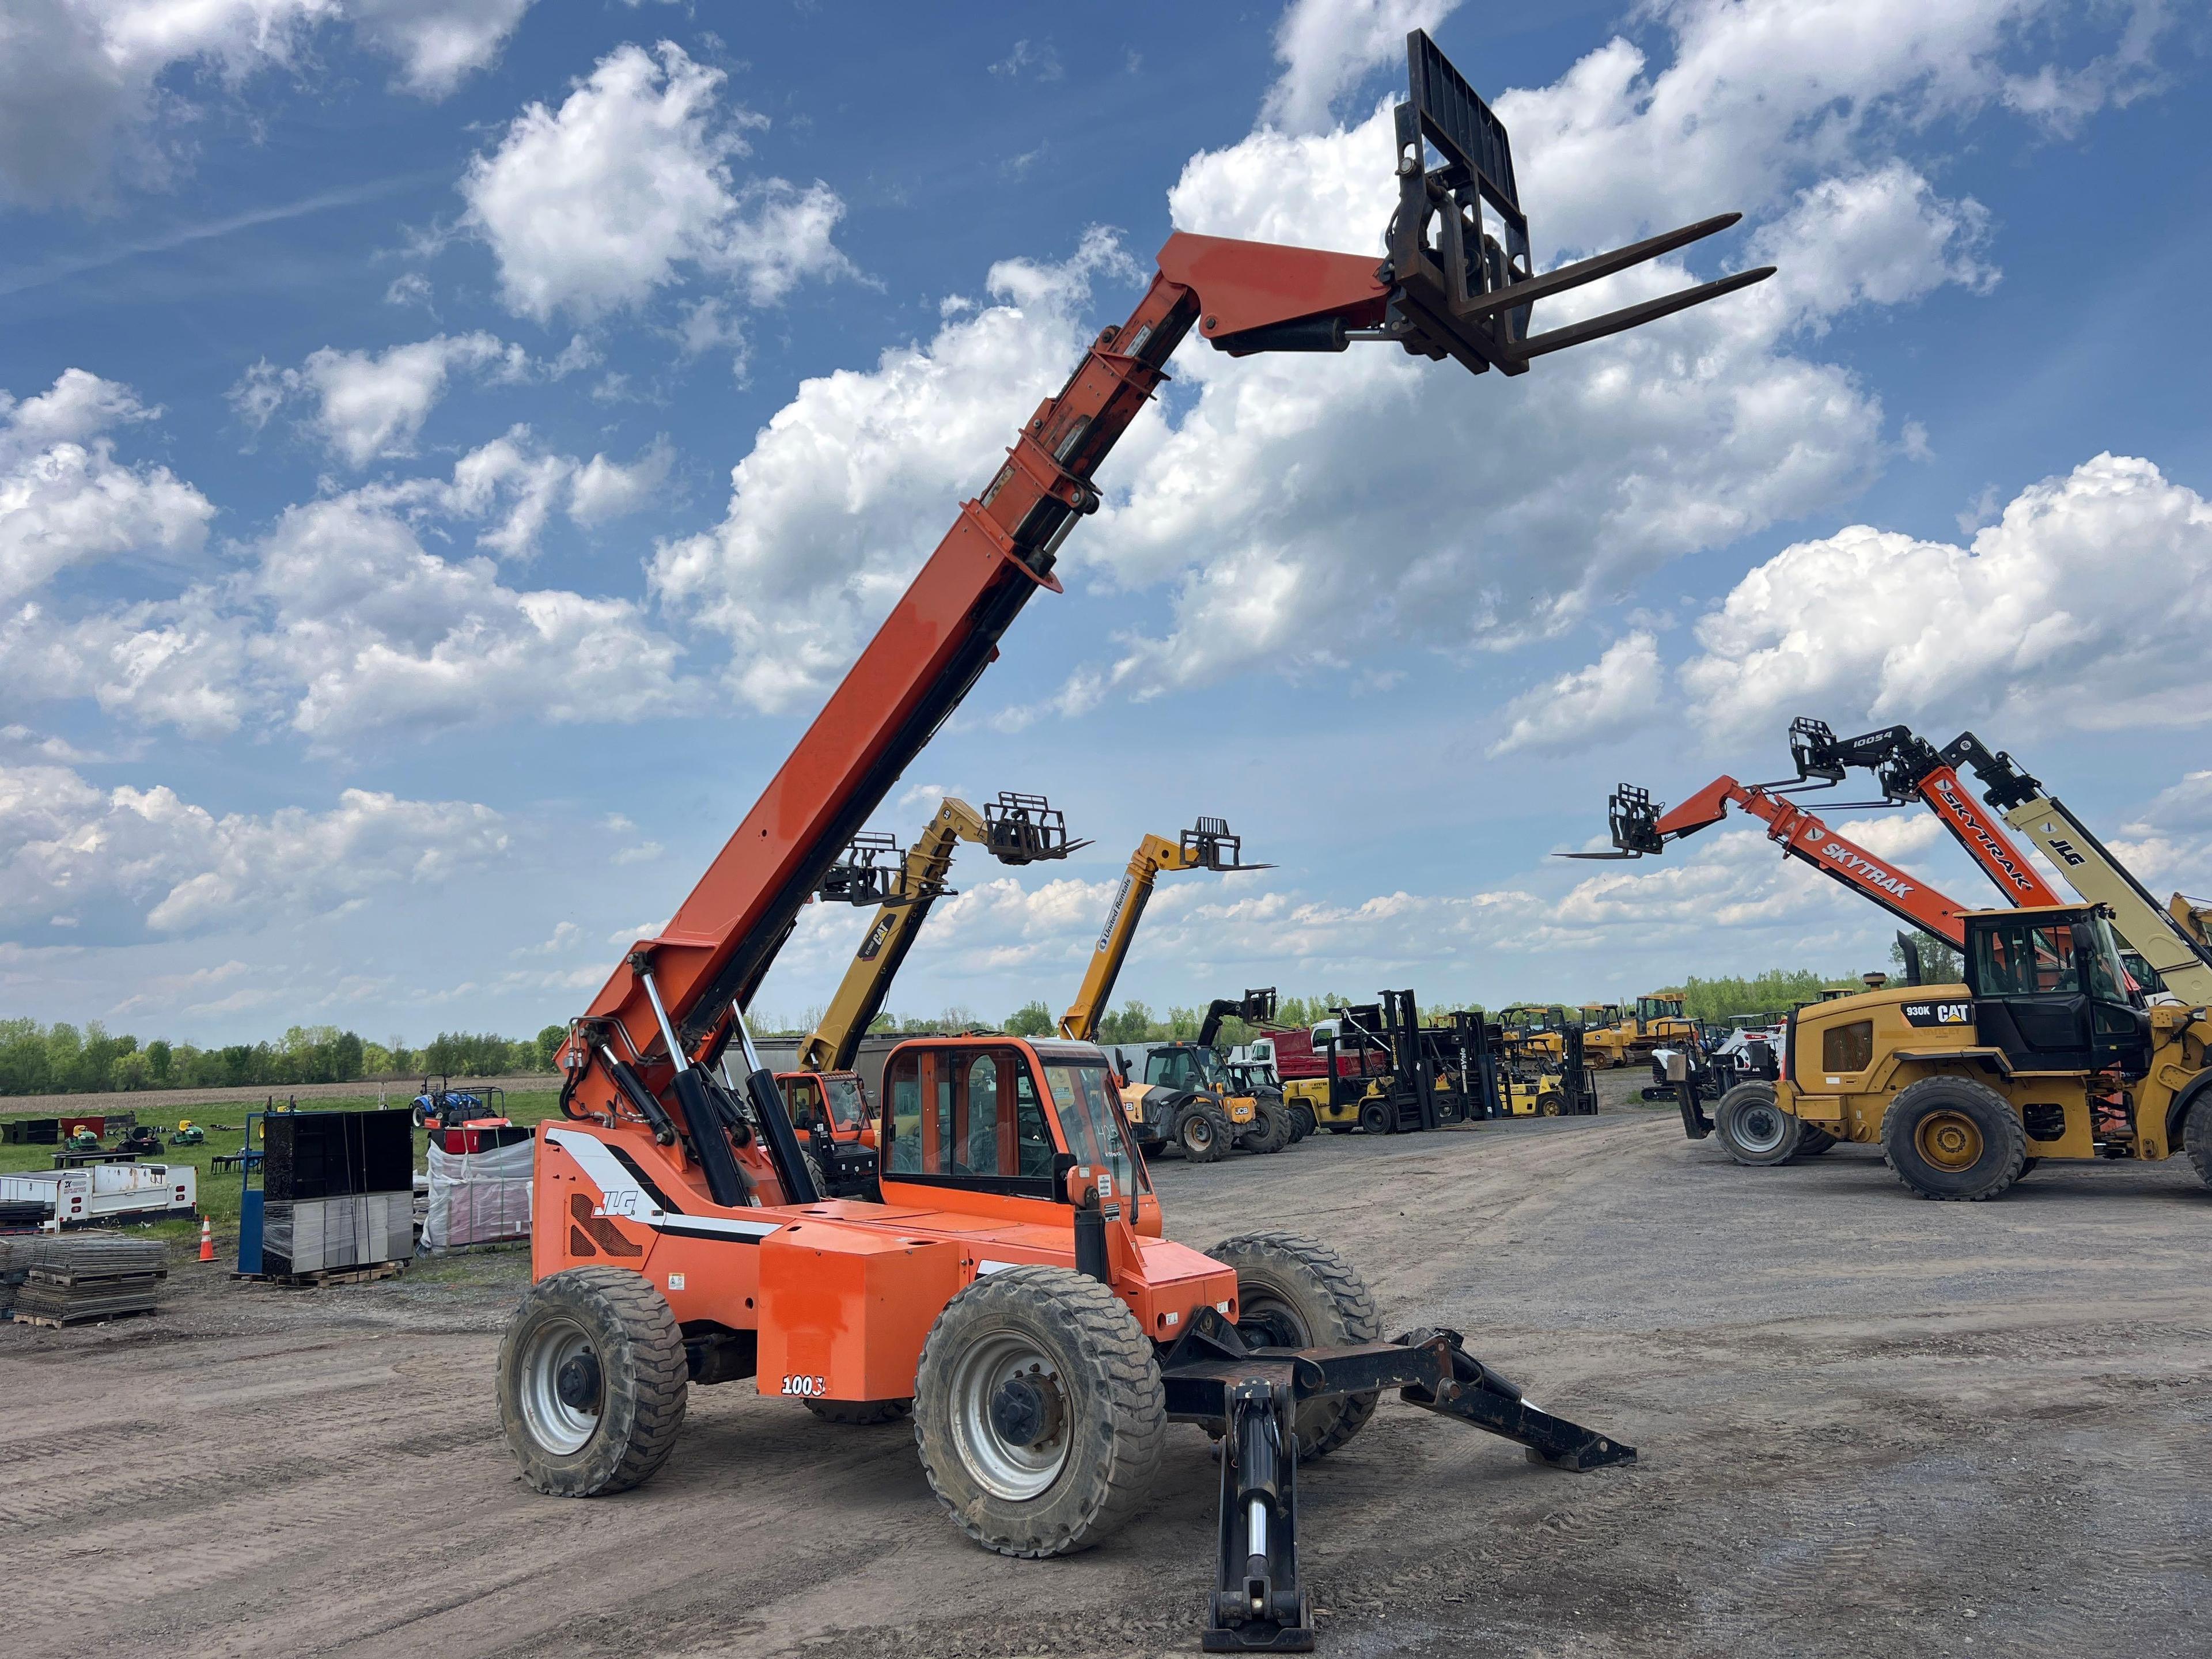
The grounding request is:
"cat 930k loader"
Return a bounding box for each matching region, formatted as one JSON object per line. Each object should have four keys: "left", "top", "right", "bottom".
{"left": 496, "top": 31, "right": 1767, "bottom": 1651}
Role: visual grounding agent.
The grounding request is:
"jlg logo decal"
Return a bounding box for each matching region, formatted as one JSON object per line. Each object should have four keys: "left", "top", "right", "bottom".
{"left": 780, "top": 1374, "right": 828, "bottom": 1397}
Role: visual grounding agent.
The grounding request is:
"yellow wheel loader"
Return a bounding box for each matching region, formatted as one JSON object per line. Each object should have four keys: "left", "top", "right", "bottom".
{"left": 1058, "top": 820, "right": 1271, "bottom": 1162}
{"left": 1709, "top": 902, "right": 2212, "bottom": 1200}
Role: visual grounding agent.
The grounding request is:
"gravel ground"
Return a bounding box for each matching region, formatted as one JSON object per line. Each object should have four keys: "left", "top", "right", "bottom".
{"left": 4, "top": 1077, "right": 2208, "bottom": 1658}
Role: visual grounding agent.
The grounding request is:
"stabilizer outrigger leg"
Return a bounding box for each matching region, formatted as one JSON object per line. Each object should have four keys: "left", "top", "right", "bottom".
{"left": 1161, "top": 1310, "right": 1635, "bottom": 1653}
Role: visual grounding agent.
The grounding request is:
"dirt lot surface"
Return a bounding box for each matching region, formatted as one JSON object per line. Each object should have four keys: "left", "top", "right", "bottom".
{"left": 7, "top": 1081, "right": 2209, "bottom": 1658}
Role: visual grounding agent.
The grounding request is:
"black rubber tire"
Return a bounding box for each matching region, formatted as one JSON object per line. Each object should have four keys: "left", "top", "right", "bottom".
{"left": 1207, "top": 1232, "right": 1381, "bottom": 1461}
{"left": 1357, "top": 1097, "right": 1394, "bottom": 1135}
{"left": 914, "top": 1266, "right": 1164, "bottom": 1558}
{"left": 1286, "top": 1101, "right": 1312, "bottom": 1143}
{"left": 1536, "top": 1091, "right": 1565, "bottom": 1118}
{"left": 806, "top": 1397, "right": 912, "bottom": 1425}
{"left": 1714, "top": 1082, "right": 1801, "bottom": 1166}
{"left": 1881, "top": 1074, "right": 2028, "bottom": 1201}
{"left": 1175, "top": 1101, "right": 1231, "bottom": 1163}
{"left": 2016, "top": 1157, "right": 2039, "bottom": 1178}
{"left": 1796, "top": 1125, "right": 1836, "bottom": 1156}
{"left": 497, "top": 1267, "right": 687, "bottom": 1497}
{"left": 2184, "top": 1092, "right": 2212, "bottom": 1190}
{"left": 1238, "top": 1099, "right": 1291, "bottom": 1154}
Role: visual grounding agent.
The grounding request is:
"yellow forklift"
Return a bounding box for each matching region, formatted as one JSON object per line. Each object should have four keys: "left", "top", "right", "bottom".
{"left": 1059, "top": 819, "right": 1270, "bottom": 1162}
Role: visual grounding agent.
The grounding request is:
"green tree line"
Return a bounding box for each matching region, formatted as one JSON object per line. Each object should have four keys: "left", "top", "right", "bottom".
{"left": 0, "top": 1018, "right": 572, "bottom": 1097}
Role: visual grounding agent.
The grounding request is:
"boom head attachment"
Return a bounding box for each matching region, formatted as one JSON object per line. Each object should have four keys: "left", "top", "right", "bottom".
{"left": 983, "top": 790, "right": 1089, "bottom": 865}
{"left": 1555, "top": 783, "right": 1664, "bottom": 859}
{"left": 815, "top": 830, "right": 908, "bottom": 907}
{"left": 1182, "top": 816, "right": 1273, "bottom": 873}
{"left": 1779, "top": 717, "right": 1934, "bottom": 804}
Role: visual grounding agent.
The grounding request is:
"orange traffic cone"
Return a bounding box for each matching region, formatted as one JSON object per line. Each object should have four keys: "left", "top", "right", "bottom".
{"left": 198, "top": 1215, "right": 215, "bottom": 1263}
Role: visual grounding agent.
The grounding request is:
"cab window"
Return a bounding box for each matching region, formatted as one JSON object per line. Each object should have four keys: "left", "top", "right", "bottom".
{"left": 823, "top": 1074, "right": 865, "bottom": 1130}
{"left": 882, "top": 1047, "right": 1056, "bottom": 1184}
{"left": 1045, "top": 1060, "right": 1145, "bottom": 1198}
{"left": 1974, "top": 920, "right": 2081, "bottom": 997}
{"left": 779, "top": 1075, "right": 827, "bottom": 1131}
{"left": 1145, "top": 1049, "right": 1196, "bottom": 1090}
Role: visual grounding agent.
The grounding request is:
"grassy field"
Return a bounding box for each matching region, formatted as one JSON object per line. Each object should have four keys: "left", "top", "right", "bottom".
{"left": 0, "top": 1091, "right": 564, "bottom": 1245}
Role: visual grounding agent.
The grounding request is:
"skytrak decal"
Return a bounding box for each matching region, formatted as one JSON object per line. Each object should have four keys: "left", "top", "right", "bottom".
{"left": 1096, "top": 873, "right": 1134, "bottom": 952}
{"left": 1799, "top": 824, "right": 1916, "bottom": 897}
{"left": 1930, "top": 775, "right": 2039, "bottom": 893}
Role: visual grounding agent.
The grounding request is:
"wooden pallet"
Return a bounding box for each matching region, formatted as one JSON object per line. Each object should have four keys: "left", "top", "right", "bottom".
{"left": 7, "top": 1304, "right": 159, "bottom": 1328}
{"left": 232, "top": 1259, "right": 407, "bottom": 1288}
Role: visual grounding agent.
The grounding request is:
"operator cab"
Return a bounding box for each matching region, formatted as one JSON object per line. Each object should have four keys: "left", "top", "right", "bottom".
{"left": 1145, "top": 1043, "right": 1226, "bottom": 1092}
{"left": 877, "top": 1036, "right": 1154, "bottom": 1228}
{"left": 1964, "top": 904, "right": 2149, "bottom": 1077}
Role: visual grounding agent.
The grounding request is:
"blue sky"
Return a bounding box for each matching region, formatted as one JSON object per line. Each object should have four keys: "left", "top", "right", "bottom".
{"left": 3, "top": 0, "right": 2209, "bottom": 1046}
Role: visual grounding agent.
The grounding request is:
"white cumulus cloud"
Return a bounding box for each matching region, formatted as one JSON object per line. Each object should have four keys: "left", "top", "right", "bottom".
{"left": 1260, "top": 0, "right": 1458, "bottom": 134}
{"left": 0, "top": 760, "right": 509, "bottom": 940}
{"left": 650, "top": 228, "right": 1137, "bottom": 713}
{"left": 459, "top": 40, "right": 851, "bottom": 324}
{"left": 1, "top": 369, "right": 214, "bottom": 605}
{"left": 1491, "top": 631, "right": 1663, "bottom": 756}
{"left": 231, "top": 333, "right": 530, "bottom": 468}
{"left": 0, "top": 1, "right": 536, "bottom": 206}
{"left": 1679, "top": 454, "right": 2212, "bottom": 741}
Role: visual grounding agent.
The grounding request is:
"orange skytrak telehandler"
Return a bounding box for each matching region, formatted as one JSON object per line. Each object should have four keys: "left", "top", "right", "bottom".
{"left": 497, "top": 31, "right": 1768, "bottom": 1649}
{"left": 777, "top": 791, "right": 1084, "bottom": 1195}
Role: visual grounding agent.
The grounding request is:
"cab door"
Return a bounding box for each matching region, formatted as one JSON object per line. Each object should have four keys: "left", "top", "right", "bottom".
{"left": 1967, "top": 915, "right": 2092, "bottom": 1071}
{"left": 877, "top": 1043, "right": 1065, "bottom": 1203}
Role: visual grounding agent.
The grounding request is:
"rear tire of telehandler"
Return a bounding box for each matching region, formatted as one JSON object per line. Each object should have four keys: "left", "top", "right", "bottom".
{"left": 1714, "top": 1083, "right": 1800, "bottom": 1166}
{"left": 1881, "top": 1075, "right": 2027, "bottom": 1201}
{"left": 914, "top": 1266, "right": 1165, "bottom": 1559}
{"left": 1207, "top": 1232, "right": 1382, "bottom": 1462}
{"left": 806, "top": 1397, "right": 912, "bottom": 1425}
{"left": 1176, "top": 1102, "right": 1231, "bottom": 1163}
{"left": 498, "top": 1267, "right": 687, "bottom": 1498}
{"left": 1288, "top": 1102, "right": 1313, "bottom": 1143}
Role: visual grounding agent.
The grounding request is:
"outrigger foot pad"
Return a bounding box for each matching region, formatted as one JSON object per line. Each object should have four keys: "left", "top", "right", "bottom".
{"left": 1169, "top": 1312, "right": 1634, "bottom": 1651}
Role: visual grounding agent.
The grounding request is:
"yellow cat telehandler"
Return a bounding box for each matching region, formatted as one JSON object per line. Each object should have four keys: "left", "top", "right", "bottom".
{"left": 1714, "top": 902, "right": 2212, "bottom": 1200}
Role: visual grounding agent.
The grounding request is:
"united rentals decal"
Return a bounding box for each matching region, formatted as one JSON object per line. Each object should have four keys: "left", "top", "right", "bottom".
{"left": 1800, "top": 824, "right": 1916, "bottom": 898}
{"left": 1900, "top": 999, "right": 1973, "bottom": 1028}
{"left": 1930, "top": 775, "right": 2039, "bottom": 893}
{"left": 1097, "top": 873, "right": 1133, "bottom": 952}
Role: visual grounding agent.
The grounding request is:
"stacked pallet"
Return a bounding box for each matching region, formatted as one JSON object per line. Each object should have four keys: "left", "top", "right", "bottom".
{"left": 0, "top": 1234, "right": 166, "bottom": 1325}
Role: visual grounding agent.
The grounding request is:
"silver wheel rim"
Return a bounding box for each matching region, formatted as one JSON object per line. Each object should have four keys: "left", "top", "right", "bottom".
{"left": 1186, "top": 1115, "right": 1214, "bottom": 1150}
{"left": 1734, "top": 1103, "right": 1787, "bottom": 1156}
{"left": 518, "top": 1317, "right": 601, "bottom": 1455}
{"left": 949, "top": 1332, "right": 1070, "bottom": 1500}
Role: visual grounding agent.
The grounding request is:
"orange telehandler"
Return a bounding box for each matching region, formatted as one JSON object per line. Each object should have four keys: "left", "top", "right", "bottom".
{"left": 497, "top": 30, "right": 1767, "bottom": 1649}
